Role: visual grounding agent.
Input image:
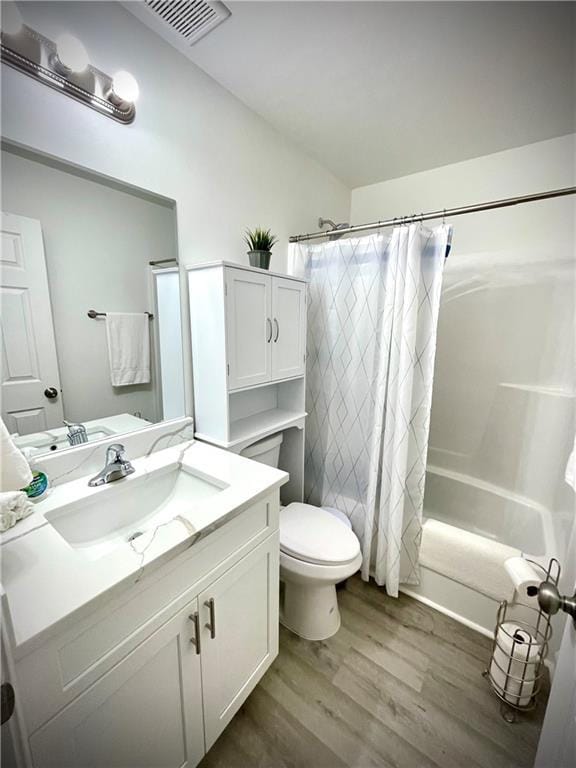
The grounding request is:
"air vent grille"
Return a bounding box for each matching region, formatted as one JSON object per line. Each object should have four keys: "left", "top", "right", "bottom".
{"left": 143, "top": 0, "right": 231, "bottom": 46}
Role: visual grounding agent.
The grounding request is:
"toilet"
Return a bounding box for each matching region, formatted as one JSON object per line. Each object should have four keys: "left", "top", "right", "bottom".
{"left": 241, "top": 433, "right": 362, "bottom": 641}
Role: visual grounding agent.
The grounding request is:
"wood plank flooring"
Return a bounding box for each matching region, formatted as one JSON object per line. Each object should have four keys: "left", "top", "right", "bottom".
{"left": 200, "top": 575, "right": 548, "bottom": 768}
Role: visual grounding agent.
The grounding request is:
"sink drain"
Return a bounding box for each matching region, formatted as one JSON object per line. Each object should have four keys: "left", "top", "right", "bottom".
{"left": 127, "top": 531, "right": 144, "bottom": 543}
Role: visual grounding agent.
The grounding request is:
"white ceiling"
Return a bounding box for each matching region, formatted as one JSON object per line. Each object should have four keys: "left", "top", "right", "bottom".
{"left": 178, "top": 2, "right": 573, "bottom": 188}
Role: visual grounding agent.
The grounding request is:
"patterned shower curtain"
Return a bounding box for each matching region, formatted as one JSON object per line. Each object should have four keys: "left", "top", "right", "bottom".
{"left": 288, "top": 224, "right": 450, "bottom": 596}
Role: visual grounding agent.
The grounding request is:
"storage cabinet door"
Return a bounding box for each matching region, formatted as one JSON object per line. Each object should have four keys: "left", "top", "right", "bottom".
{"left": 271, "top": 277, "right": 306, "bottom": 380}
{"left": 199, "top": 536, "right": 279, "bottom": 749}
{"left": 29, "top": 601, "right": 205, "bottom": 768}
{"left": 226, "top": 268, "right": 272, "bottom": 390}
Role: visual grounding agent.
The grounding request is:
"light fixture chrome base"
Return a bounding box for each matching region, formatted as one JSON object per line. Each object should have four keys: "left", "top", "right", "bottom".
{"left": 1, "top": 28, "right": 135, "bottom": 125}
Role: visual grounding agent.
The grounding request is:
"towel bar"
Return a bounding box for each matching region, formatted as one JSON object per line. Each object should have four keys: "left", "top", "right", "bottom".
{"left": 87, "top": 309, "right": 154, "bottom": 319}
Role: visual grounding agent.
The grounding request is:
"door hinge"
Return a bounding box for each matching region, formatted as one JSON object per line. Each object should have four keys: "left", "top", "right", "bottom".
{"left": 227, "top": 363, "right": 229, "bottom": 376}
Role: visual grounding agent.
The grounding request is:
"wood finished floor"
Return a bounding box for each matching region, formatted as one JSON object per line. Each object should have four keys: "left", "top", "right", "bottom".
{"left": 200, "top": 575, "right": 548, "bottom": 768}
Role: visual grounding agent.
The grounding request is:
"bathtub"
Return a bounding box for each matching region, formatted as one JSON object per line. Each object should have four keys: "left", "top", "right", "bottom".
{"left": 423, "top": 465, "right": 556, "bottom": 559}
{"left": 401, "top": 465, "right": 557, "bottom": 636}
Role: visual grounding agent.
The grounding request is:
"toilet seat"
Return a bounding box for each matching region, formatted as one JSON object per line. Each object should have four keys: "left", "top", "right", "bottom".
{"left": 280, "top": 503, "right": 360, "bottom": 566}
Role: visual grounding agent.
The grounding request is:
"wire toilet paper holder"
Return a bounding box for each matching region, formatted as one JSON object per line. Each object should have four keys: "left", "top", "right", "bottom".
{"left": 483, "top": 557, "right": 560, "bottom": 723}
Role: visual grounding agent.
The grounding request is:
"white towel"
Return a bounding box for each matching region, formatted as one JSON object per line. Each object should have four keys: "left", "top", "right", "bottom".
{"left": 565, "top": 435, "right": 575, "bottom": 491}
{"left": 0, "top": 491, "right": 34, "bottom": 531}
{"left": 420, "top": 518, "right": 520, "bottom": 601}
{"left": 1, "top": 419, "right": 33, "bottom": 491}
{"left": 105, "top": 313, "right": 150, "bottom": 386}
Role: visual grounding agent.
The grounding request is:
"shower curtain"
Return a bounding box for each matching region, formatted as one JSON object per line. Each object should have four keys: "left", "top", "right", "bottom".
{"left": 289, "top": 224, "right": 450, "bottom": 595}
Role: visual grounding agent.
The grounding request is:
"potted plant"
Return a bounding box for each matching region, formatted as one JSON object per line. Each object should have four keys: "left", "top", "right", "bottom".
{"left": 244, "top": 227, "right": 278, "bottom": 270}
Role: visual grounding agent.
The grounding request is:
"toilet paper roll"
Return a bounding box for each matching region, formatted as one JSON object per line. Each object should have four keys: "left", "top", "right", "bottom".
{"left": 489, "top": 622, "right": 541, "bottom": 707}
{"left": 504, "top": 557, "right": 541, "bottom": 605}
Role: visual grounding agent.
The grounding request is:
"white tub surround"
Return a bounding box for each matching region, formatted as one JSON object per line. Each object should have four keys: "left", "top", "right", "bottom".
{"left": 2, "top": 440, "right": 286, "bottom": 767}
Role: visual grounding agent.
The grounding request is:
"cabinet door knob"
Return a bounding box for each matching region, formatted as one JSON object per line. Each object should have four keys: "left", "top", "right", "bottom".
{"left": 189, "top": 612, "right": 201, "bottom": 654}
{"left": 273, "top": 318, "right": 279, "bottom": 342}
{"left": 44, "top": 387, "right": 59, "bottom": 399}
{"left": 266, "top": 318, "right": 273, "bottom": 343}
{"left": 204, "top": 598, "right": 216, "bottom": 639}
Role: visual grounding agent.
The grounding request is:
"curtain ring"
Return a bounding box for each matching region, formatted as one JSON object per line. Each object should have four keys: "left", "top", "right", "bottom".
{"left": 442, "top": 208, "right": 447, "bottom": 226}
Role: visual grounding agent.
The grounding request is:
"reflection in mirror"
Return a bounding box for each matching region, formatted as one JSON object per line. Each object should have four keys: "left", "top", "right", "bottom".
{"left": 0, "top": 144, "right": 185, "bottom": 458}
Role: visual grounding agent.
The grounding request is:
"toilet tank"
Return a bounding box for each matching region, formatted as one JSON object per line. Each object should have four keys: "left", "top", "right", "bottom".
{"left": 241, "top": 432, "right": 284, "bottom": 468}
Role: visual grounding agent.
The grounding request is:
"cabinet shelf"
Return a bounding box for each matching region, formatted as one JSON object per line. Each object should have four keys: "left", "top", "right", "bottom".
{"left": 196, "top": 408, "right": 306, "bottom": 450}
{"left": 230, "top": 408, "right": 306, "bottom": 448}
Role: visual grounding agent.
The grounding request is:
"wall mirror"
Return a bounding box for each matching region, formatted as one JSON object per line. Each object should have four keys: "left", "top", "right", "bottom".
{"left": 0, "top": 142, "right": 187, "bottom": 458}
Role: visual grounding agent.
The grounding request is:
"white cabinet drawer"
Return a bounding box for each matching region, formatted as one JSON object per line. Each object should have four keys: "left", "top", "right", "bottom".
{"left": 16, "top": 492, "right": 279, "bottom": 734}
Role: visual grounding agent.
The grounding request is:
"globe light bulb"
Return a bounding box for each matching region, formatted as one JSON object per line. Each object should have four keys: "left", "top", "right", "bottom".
{"left": 2, "top": 2, "right": 24, "bottom": 36}
{"left": 111, "top": 70, "right": 139, "bottom": 104}
{"left": 56, "top": 33, "right": 89, "bottom": 73}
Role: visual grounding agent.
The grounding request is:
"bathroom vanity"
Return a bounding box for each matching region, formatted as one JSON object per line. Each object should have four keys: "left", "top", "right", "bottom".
{"left": 1, "top": 439, "right": 286, "bottom": 767}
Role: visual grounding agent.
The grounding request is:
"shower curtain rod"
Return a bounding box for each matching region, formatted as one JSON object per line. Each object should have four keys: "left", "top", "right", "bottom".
{"left": 288, "top": 186, "right": 576, "bottom": 243}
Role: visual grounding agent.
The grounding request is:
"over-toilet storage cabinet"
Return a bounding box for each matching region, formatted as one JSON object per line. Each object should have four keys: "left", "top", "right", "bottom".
{"left": 7, "top": 494, "right": 280, "bottom": 768}
{"left": 225, "top": 266, "right": 306, "bottom": 388}
{"left": 188, "top": 262, "right": 307, "bottom": 504}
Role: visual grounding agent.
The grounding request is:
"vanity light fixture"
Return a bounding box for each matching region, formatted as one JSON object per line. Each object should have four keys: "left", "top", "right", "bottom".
{"left": 52, "top": 33, "right": 89, "bottom": 75}
{"left": 2, "top": 2, "right": 23, "bottom": 37}
{"left": 109, "top": 70, "right": 140, "bottom": 107}
{"left": 0, "top": 10, "right": 139, "bottom": 124}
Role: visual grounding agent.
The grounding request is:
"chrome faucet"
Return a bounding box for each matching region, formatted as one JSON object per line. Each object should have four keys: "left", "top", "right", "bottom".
{"left": 63, "top": 420, "right": 88, "bottom": 446}
{"left": 88, "top": 444, "right": 135, "bottom": 487}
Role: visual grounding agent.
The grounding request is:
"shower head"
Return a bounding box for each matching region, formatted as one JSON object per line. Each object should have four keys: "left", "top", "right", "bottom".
{"left": 318, "top": 217, "right": 350, "bottom": 240}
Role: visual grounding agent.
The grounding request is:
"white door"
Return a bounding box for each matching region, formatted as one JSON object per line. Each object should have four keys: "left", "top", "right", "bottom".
{"left": 225, "top": 268, "right": 272, "bottom": 390}
{"left": 271, "top": 277, "right": 306, "bottom": 381}
{"left": 29, "top": 600, "right": 205, "bottom": 768}
{"left": 199, "top": 536, "right": 279, "bottom": 749}
{"left": 1, "top": 213, "right": 63, "bottom": 434}
{"left": 535, "top": 519, "right": 576, "bottom": 768}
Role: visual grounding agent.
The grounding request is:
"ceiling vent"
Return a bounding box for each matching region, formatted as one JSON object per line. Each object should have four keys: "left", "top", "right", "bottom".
{"left": 124, "top": 0, "right": 231, "bottom": 52}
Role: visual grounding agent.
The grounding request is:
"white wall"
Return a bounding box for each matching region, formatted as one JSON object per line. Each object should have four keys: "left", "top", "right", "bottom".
{"left": 351, "top": 134, "right": 576, "bottom": 556}
{"left": 1, "top": 1, "right": 350, "bottom": 273}
{"left": 1, "top": 147, "right": 178, "bottom": 424}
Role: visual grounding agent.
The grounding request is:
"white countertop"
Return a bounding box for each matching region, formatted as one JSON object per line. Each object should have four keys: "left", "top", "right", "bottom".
{"left": 1, "top": 440, "right": 287, "bottom": 654}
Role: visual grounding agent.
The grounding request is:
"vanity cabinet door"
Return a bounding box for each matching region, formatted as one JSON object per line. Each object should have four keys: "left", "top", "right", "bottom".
{"left": 271, "top": 276, "right": 307, "bottom": 381}
{"left": 199, "top": 535, "right": 279, "bottom": 749}
{"left": 29, "top": 600, "right": 205, "bottom": 768}
{"left": 225, "top": 268, "right": 272, "bottom": 390}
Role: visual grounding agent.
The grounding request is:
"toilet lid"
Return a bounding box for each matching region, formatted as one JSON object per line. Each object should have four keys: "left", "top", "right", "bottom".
{"left": 280, "top": 503, "right": 361, "bottom": 566}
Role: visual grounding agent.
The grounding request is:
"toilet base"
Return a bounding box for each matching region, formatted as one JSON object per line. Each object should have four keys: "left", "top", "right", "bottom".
{"left": 280, "top": 581, "right": 341, "bottom": 641}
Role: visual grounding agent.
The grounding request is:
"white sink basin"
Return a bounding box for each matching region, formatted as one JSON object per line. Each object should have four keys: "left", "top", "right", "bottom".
{"left": 44, "top": 463, "right": 227, "bottom": 561}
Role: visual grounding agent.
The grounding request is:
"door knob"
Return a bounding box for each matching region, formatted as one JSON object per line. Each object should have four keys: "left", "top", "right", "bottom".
{"left": 1, "top": 683, "right": 15, "bottom": 725}
{"left": 537, "top": 581, "right": 576, "bottom": 628}
{"left": 44, "top": 387, "right": 59, "bottom": 399}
